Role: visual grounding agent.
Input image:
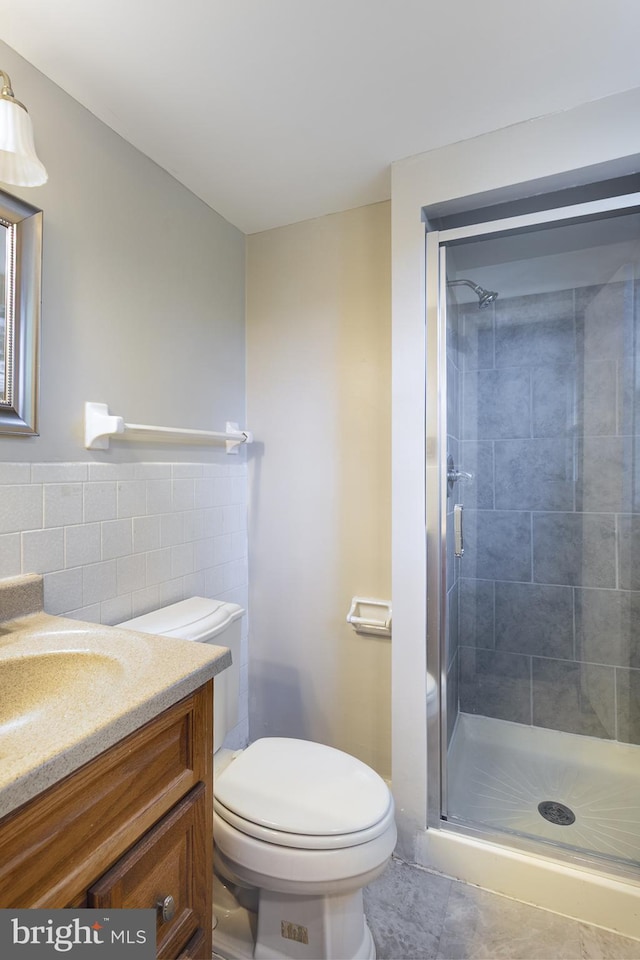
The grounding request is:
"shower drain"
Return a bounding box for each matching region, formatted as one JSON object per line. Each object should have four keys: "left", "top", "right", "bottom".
{"left": 538, "top": 800, "right": 576, "bottom": 826}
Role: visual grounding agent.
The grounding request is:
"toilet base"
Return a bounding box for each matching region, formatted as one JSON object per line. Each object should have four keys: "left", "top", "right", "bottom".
{"left": 254, "top": 887, "right": 375, "bottom": 960}
{"left": 212, "top": 874, "right": 256, "bottom": 960}
{"left": 212, "top": 873, "right": 376, "bottom": 960}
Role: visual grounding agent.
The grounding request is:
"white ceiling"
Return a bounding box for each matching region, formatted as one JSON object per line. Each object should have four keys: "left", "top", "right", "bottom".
{"left": 1, "top": 0, "right": 640, "bottom": 234}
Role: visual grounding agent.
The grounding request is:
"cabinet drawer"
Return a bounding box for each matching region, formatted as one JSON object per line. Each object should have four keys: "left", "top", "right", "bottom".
{"left": 89, "top": 783, "right": 210, "bottom": 959}
{"left": 0, "top": 683, "right": 212, "bottom": 908}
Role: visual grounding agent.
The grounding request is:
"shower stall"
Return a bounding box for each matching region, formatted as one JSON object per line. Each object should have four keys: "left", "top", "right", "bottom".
{"left": 426, "top": 185, "right": 640, "bottom": 876}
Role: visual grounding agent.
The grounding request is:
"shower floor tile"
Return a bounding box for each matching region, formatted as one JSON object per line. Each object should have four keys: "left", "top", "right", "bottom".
{"left": 447, "top": 714, "right": 640, "bottom": 865}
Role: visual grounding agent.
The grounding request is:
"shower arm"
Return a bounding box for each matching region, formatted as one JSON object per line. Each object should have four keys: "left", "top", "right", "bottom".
{"left": 448, "top": 279, "right": 482, "bottom": 295}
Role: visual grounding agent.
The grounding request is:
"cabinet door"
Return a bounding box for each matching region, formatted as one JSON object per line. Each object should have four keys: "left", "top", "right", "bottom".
{"left": 176, "top": 928, "right": 206, "bottom": 958}
{"left": 88, "top": 783, "right": 210, "bottom": 960}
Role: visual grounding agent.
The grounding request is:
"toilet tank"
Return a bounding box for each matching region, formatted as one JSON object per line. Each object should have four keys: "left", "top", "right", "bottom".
{"left": 118, "top": 598, "right": 244, "bottom": 751}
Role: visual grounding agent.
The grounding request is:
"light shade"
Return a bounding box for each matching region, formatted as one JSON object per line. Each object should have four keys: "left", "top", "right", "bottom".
{"left": 0, "top": 71, "right": 47, "bottom": 187}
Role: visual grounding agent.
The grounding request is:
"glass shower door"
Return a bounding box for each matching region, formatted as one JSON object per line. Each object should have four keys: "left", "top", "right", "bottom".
{"left": 433, "top": 199, "right": 640, "bottom": 871}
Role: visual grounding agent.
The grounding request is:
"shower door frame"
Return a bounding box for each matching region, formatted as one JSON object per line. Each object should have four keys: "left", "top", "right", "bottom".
{"left": 425, "top": 188, "right": 640, "bottom": 874}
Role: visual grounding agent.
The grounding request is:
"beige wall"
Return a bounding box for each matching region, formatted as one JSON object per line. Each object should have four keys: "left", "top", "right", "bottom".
{"left": 246, "top": 202, "right": 392, "bottom": 777}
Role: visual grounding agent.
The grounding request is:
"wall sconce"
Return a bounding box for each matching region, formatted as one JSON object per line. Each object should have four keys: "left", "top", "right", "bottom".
{"left": 0, "top": 69, "right": 47, "bottom": 186}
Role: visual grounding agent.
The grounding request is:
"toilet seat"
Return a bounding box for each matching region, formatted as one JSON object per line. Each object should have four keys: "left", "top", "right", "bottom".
{"left": 214, "top": 737, "right": 392, "bottom": 844}
{"left": 214, "top": 794, "right": 396, "bottom": 850}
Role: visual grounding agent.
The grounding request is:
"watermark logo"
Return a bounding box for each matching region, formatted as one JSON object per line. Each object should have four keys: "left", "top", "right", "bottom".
{"left": 0, "top": 909, "right": 155, "bottom": 957}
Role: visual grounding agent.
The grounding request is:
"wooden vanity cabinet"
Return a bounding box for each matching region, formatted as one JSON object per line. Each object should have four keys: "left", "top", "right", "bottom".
{"left": 88, "top": 783, "right": 208, "bottom": 957}
{"left": 0, "top": 681, "right": 214, "bottom": 960}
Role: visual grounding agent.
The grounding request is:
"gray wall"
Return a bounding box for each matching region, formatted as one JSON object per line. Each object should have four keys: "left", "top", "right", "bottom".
{"left": 456, "top": 280, "right": 640, "bottom": 745}
{"left": 0, "top": 44, "right": 249, "bottom": 744}
{"left": 0, "top": 41, "right": 245, "bottom": 465}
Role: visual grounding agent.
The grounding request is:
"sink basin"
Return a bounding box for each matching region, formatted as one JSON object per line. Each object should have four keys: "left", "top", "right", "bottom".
{"left": 0, "top": 625, "right": 156, "bottom": 753}
{"left": 0, "top": 651, "right": 126, "bottom": 736}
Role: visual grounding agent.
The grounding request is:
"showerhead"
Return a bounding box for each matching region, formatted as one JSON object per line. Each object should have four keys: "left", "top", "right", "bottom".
{"left": 448, "top": 278, "right": 499, "bottom": 309}
{"left": 477, "top": 286, "right": 498, "bottom": 308}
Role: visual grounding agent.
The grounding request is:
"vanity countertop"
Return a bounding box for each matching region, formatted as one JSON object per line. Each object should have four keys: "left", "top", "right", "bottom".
{"left": 0, "top": 599, "right": 230, "bottom": 820}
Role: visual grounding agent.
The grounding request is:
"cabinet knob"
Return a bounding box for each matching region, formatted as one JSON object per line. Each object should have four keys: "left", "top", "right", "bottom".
{"left": 156, "top": 894, "right": 176, "bottom": 923}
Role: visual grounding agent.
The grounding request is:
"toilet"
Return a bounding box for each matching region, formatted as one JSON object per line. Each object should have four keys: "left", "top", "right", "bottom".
{"left": 119, "top": 598, "right": 396, "bottom": 960}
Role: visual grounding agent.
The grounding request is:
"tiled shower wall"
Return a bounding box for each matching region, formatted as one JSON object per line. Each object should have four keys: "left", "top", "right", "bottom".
{"left": 454, "top": 280, "right": 640, "bottom": 745}
{"left": 0, "top": 459, "right": 249, "bottom": 746}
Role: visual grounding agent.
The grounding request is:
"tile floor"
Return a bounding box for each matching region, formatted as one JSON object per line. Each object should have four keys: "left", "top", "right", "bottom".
{"left": 363, "top": 858, "right": 640, "bottom": 960}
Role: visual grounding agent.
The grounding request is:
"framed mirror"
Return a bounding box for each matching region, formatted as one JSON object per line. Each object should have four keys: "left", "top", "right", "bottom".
{"left": 0, "top": 188, "right": 42, "bottom": 436}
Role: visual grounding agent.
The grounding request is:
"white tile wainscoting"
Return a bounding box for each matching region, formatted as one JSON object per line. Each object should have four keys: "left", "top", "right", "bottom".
{"left": 0, "top": 459, "right": 249, "bottom": 745}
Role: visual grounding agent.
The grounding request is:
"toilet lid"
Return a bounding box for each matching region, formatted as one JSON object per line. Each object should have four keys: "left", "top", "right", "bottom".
{"left": 118, "top": 596, "right": 243, "bottom": 640}
{"left": 214, "top": 738, "right": 392, "bottom": 836}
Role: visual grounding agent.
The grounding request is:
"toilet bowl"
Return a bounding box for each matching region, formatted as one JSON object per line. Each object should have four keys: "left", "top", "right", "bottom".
{"left": 119, "top": 598, "right": 396, "bottom": 960}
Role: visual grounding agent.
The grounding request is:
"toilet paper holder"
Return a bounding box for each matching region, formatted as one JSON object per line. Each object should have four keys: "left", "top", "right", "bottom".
{"left": 346, "top": 597, "right": 392, "bottom": 638}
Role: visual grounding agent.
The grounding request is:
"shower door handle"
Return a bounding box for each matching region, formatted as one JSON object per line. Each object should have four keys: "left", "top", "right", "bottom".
{"left": 454, "top": 503, "right": 464, "bottom": 558}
